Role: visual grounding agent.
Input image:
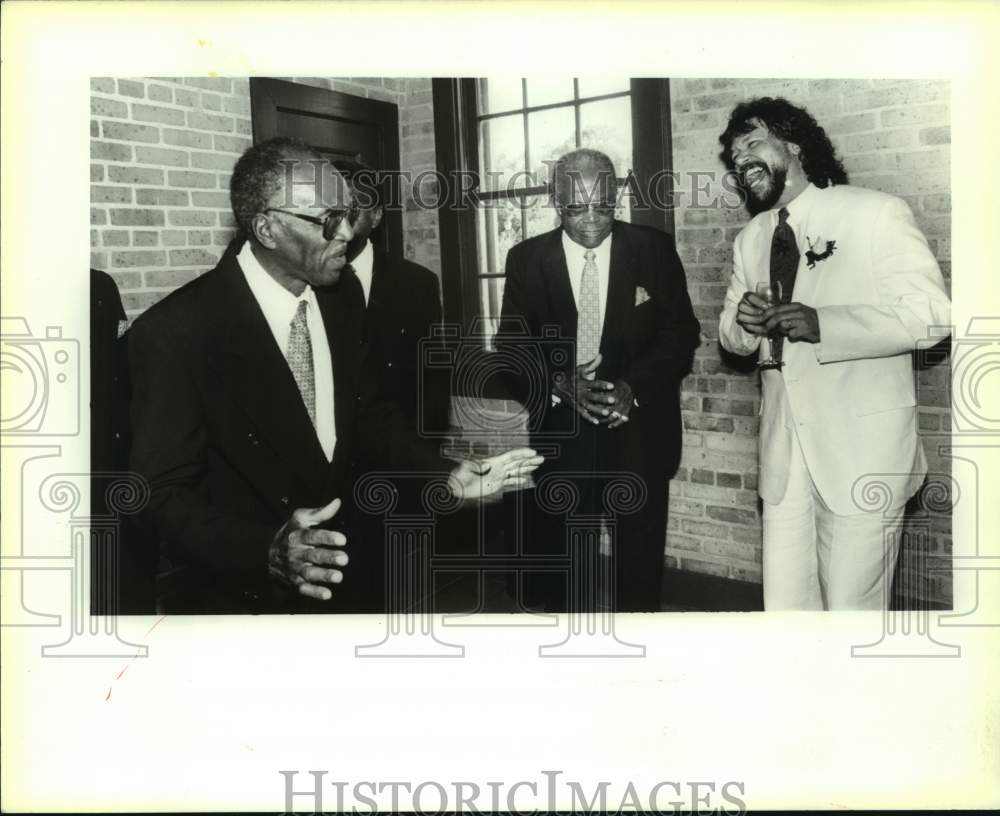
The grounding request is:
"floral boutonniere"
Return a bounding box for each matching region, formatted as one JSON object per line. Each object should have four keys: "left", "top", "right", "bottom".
{"left": 635, "top": 285, "right": 651, "bottom": 307}
{"left": 805, "top": 234, "right": 837, "bottom": 268}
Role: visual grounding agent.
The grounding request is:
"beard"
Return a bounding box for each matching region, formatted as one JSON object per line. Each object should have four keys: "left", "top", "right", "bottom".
{"left": 740, "top": 162, "right": 788, "bottom": 216}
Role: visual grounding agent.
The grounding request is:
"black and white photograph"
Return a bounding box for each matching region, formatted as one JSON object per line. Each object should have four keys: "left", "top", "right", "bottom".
{"left": 87, "top": 74, "right": 953, "bottom": 617}
{"left": 2, "top": 1, "right": 997, "bottom": 813}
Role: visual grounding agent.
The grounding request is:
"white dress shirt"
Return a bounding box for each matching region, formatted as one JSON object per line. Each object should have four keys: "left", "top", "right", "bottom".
{"left": 351, "top": 239, "right": 375, "bottom": 307}
{"left": 237, "top": 241, "right": 336, "bottom": 462}
{"left": 562, "top": 229, "right": 612, "bottom": 333}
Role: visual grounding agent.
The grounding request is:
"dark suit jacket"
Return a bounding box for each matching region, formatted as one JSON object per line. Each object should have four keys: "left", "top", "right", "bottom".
{"left": 363, "top": 248, "right": 451, "bottom": 437}
{"left": 128, "top": 245, "right": 447, "bottom": 613}
{"left": 497, "top": 221, "right": 699, "bottom": 481}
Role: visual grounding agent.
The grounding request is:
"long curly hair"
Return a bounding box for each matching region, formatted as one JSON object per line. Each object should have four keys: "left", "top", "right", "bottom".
{"left": 718, "top": 97, "right": 848, "bottom": 188}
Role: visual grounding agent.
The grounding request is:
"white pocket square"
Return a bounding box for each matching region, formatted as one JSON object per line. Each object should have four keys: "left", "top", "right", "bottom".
{"left": 635, "top": 286, "right": 651, "bottom": 307}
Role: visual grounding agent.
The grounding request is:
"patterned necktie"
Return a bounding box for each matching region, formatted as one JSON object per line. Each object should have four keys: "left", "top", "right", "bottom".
{"left": 287, "top": 299, "right": 316, "bottom": 426}
{"left": 577, "top": 249, "right": 601, "bottom": 367}
{"left": 769, "top": 207, "right": 799, "bottom": 364}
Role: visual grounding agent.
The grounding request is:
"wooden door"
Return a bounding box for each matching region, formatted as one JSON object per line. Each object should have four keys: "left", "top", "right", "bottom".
{"left": 250, "top": 77, "right": 403, "bottom": 257}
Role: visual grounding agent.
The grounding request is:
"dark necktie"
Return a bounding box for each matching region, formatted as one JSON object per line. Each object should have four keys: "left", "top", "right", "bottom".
{"left": 769, "top": 207, "right": 799, "bottom": 363}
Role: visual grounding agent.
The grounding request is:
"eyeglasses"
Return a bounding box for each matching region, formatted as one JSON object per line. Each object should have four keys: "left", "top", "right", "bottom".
{"left": 265, "top": 202, "right": 359, "bottom": 241}
{"left": 557, "top": 201, "right": 617, "bottom": 218}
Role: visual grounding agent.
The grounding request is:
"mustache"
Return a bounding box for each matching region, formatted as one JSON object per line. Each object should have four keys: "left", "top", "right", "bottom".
{"left": 739, "top": 161, "right": 769, "bottom": 181}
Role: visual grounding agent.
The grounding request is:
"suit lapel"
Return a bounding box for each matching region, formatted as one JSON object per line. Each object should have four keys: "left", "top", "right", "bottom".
{"left": 215, "top": 254, "right": 331, "bottom": 491}
{"left": 601, "top": 223, "right": 638, "bottom": 356}
{"left": 541, "top": 229, "right": 578, "bottom": 337}
{"left": 316, "top": 277, "right": 362, "bottom": 469}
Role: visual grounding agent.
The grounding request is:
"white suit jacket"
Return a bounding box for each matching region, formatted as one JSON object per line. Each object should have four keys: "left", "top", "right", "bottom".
{"left": 719, "top": 183, "right": 950, "bottom": 515}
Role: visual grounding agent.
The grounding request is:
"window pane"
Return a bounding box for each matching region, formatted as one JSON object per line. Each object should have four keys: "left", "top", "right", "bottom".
{"left": 577, "top": 77, "right": 630, "bottom": 99}
{"left": 480, "top": 197, "right": 523, "bottom": 278}
{"left": 477, "top": 276, "right": 506, "bottom": 350}
{"left": 527, "top": 105, "right": 576, "bottom": 186}
{"left": 579, "top": 96, "right": 633, "bottom": 179}
{"left": 524, "top": 194, "right": 560, "bottom": 239}
{"left": 525, "top": 77, "right": 574, "bottom": 108}
{"left": 481, "top": 77, "right": 523, "bottom": 115}
{"left": 480, "top": 114, "right": 525, "bottom": 192}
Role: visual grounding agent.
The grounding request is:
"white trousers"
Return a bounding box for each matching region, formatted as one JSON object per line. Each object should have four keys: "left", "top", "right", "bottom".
{"left": 762, "top": 431, "right": 905, "bottom": 611}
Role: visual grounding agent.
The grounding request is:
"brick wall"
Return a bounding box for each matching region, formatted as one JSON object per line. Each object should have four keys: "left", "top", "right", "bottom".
{"left": 667, "top": 78, "right": 952, "bottom": 604}
{"left": 90, "top": 77, "right": 440, "bottom": 316}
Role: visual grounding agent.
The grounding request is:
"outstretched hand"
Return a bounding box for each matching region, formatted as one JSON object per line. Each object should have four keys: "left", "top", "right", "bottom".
{"left": 448, "top": 448, "right": 545, "bottom": 501}
{"left": 269, "top": 498, "right": 349, "bottom": 601}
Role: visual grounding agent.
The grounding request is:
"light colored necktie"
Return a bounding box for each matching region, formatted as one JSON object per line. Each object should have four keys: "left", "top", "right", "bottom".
{"left": 577, "top": 248, "right": 600, "bottom": 366}
{"left": 287, "top": 299, "right": 316, "bottom": 426}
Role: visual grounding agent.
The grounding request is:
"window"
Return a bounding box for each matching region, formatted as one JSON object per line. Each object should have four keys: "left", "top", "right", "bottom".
{"left": 433, "top": 78, "right": 672, "bottom": 354}
{"left": 477, "top": 79, "right": 635, "bottom": 347}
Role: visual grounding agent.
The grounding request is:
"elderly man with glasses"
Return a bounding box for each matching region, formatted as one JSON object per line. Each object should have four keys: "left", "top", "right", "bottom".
{"left": 128, "top": 137, "right": 541, "bottom": 613}
{"left": 496, "top": 147, "right": 699, "bottom": 612}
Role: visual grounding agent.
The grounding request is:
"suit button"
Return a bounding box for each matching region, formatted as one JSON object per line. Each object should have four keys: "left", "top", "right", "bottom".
{"left": 247, "top": 432, "right": 260, "bottom": 445}
{"left": 387, "top": 361, "right": 393, "bottom": 368}
{"left": 280, "top": 496, "right": 290, "bottom": 506}
{"left": 399, "top": 327, "right": 406, "bottom": 335}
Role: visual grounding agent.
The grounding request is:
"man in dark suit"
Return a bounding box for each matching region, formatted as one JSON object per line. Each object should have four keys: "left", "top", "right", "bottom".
{"left": 497, "top": 148, "right": 699, "bottom": 612}
{"left": 90, "top": 269, "right": 155, "bottom": 613}
{"left": 128, "top": 137, "right": 541, "bottom": 613}
{"left": 332, "top": 157, "right": 450, "bottom": 437}
{"left": 331, "top": 157, "right": 453, "bottom": 611}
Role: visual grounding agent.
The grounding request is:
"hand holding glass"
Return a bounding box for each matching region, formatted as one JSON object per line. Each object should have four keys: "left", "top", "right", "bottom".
{"left": 754, "top": 281, "right": 783, "bottom": 369}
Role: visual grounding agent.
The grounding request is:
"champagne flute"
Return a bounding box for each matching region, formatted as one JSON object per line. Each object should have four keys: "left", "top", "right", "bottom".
{"left": 754, "top": 281, "right": 783, "bottom": 369}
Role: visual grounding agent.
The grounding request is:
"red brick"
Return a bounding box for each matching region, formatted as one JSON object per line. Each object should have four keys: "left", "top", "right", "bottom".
{"left": 137, "top": 188, "right": 189, "bottom": 206}
{"left": 144, "top": 269, "right": 201, "bottom": 288}
{"left": 101, "top": 229, "right": 129, "bottom": 246}
{"left": 102, "top": 122, "right": 160, "bottom": 143}
{"left": 91, "top": 97, "right": 128, "bottom": 118}
{"left": 919, "top": 126, "right": 950, "bottom": 146}
{"left": 90, "top": 142, "right": 132, "bottom": 162}
{"left": 110, "top": 208, "right": 164, "bottom": 227}
{"left": 187, "top": 111, "right": 234, "bottom": 133}
{"left": 123, "top": 291, "right": 169, "bottom": 312}
{"left": 108, "top": 165, "right": 164, "bottom": 185}
{"left": 163, "top": 128, "right": 212, "bottom": 149}
{"left": 112, "top": 250, "right": 166, "bottom": 268}
{"left": 214, "top": 134, "right": 252, "bottom": 154}
{"left": 147, "top": 84, "right": 173, "bottom": 103}
{"left": 169, "top": 249, "right": 218, "bottom": 267}
{"left": 117, "top": 79, "right": 145, "bottom": 98}
{"left": 683, "top": 414, "right": 734, "bottom": 434}
{"left": 716, "top": 472, "right": 741, "bottom": 489}
{"left": 880, "top": 104, "right": 948, "bottom": 128}
{"left": 93, "top": 185, "right": 132, "bottom": 204}
{"left": 168, "top": 170, "right": 217, "bottom": 189}
{"left": 183, "top": 77, "right": 233, "bottom": 93}
{"left": 135, "top": 146, "right": 189, "bottom": 167}
{"left": 132, "top": 103, "right": 186, "bottom": 126}
{"left": 665, "top": 534, "right": 702, "bottom": 553}
{"left": 706, "top": 505, "right": 757, "bottom": 525}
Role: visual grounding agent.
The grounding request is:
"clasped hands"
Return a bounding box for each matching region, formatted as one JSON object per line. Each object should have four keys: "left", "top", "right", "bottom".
{"left": 553, "top": 353, "right": 633, "bottom": 429}
{"left": 269, "top": 449, "right": 545, "bottom": 601}
{"left": 736, "top": 292, "right": 820, "bottom": 343}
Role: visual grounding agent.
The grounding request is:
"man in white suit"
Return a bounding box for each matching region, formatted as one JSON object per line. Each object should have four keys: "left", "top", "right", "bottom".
{"left": 717, "top": 98, "right": 950, "bottom": 610}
